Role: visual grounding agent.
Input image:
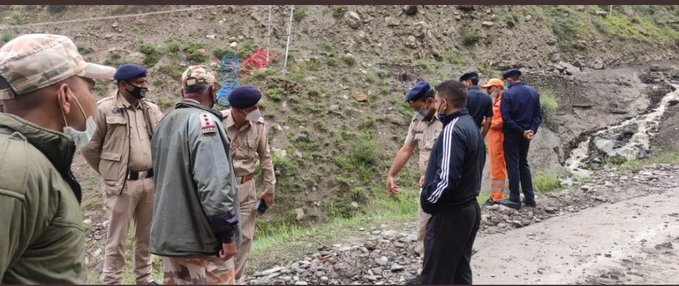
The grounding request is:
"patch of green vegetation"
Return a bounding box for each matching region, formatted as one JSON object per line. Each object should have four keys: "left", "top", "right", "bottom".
{"left": 593, "top": 13, "right": 679, "bottom": 44}
{"left": 163, "top": 39, "right": 181, "bottom": 53}
{"left": 293, "top": 6, "right": 307, "bottom": 22}
{"left": 183, "top": 41, "right": 204, "bottom": 54}
{"left": 342, "top": 53, "right": 356, "bottom": 66}
{"left": 46, "top": 5, "right": 67, "bottom": 14}
{"left": 540, "top": 88, "right": 559, "bottom": 124}
{"left": 326, "top": 57, "right": 339, "bottom": 67}
{"left": 417, "top": 60, "right": 432, "bottom": 72}
{"left": 331, "top": 5, "right": 348, "bottom": 19}
{"left": 104, "top": 51, "right": 123, "bottom": 66}
{"left": 478, "top": 63, "right": 497, "bottom": 79}
{"left": 459, "top": 25, "right": 480, "bottom": 46}
{"left": 265, "top": 87, "right": 285, "bottom": 102}
{"left": 76, "top": 43, "right": 93, "bottom": 55}
{"left": 443, "top": 50, "right": 466, "bottom": 66}
{"left": 1, "top": 30, "right": 15, "bottom": 44}
{"left": 615, "top": 150, "right": 679, "bottom": 170}
{"left": 187, "top": 52, "right": 208, "bottom": 64}
{"left": 138, "top": 43, "right": 161, "bottom": 67}
{"left": 534, "top": 171, "right": 563, "bottom": 193}
{"left": 157, "top": 64, "right": 184, "bottom": 79}
{"left": 539, "top": 6, "right": 592, "bottom": 43}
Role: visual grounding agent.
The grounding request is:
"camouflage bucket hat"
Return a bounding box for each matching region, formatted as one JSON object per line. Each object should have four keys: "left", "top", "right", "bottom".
{"left": 0, "top": 33, "right": 116, "bottom": 99}
{"left": 181, "top": 65, "right": 217, "bottom": 87}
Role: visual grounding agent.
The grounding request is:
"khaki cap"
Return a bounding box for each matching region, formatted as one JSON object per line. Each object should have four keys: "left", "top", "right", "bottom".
{"left": 181, "top": 65, "right": 217, "bottom": 87}
{"left": 0, "top": 33, "right": 116, "bottom": 99}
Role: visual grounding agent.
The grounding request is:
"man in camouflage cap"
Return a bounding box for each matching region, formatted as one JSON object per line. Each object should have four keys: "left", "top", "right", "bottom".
{"left": 150, "top": 65, "right": 241, "bottom": 285}
{"left": 0, "top": 33, "right": 115, "bottom": 283}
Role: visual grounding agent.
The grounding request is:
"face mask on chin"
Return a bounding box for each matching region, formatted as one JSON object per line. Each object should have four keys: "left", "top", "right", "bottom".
{"left": 245, "top": 108, "right": 262, "bottom": 122}
{"left": 414, "top": 99, "right": 431, "bottom": 120}
{"left": 126, "top": 81, "right": 149, "bottom": 99}
{"left": 61, "top": 90, "right": 97, "bottom": 149}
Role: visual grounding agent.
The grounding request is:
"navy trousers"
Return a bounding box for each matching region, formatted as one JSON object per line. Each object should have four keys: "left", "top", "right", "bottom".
{"left": 503, "top": 133, "right": 535, "bottom": 203}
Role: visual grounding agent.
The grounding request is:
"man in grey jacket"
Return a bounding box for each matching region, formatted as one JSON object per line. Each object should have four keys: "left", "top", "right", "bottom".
{"left": 150, "top": 65, "right": 241, "bottom": 285}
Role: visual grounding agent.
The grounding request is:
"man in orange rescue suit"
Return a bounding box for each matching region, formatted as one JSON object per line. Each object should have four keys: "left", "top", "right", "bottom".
{"left": 481, "top": 78, "right": 507, "bottom": 205}
{"left": 82, "top": 63, "right": 163, "bottom": 285}
{"left": 220, "top": 85, "right": 276, "bottom": 283}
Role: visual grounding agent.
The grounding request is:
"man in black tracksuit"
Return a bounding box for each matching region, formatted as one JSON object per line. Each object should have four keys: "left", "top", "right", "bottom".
{"left": 497, "top": 69, "right": 543, "bottom": 210}
{"left": 421, "top": 80, "right": 485, "bottom": 285}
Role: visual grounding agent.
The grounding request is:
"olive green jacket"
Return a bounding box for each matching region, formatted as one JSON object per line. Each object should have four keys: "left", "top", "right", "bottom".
{"left": 151, "top": 99, "right": 241, "bottom": 257}
{"left": 0, "top": 113, "right": 85, "bottom": 284}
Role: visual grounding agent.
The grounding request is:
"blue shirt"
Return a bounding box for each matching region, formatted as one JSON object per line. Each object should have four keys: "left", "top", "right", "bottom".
{"left": 500, "top": 82, "right": 543, "bottom": 136}
{"left": 465, "top": 86, "right": 493, "bottom": 129}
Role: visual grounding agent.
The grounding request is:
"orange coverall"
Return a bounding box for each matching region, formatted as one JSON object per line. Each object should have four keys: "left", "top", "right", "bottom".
{"left": 488, "top": 90, "right": 507, "bottom": 201}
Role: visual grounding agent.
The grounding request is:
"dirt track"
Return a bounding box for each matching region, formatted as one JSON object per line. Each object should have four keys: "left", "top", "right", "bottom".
{"left": 474, "top": 188, "right": 679, "bottom": 284}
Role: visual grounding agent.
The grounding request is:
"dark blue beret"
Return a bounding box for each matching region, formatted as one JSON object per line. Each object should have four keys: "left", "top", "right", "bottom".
{"left": 228, "top": 85, "right": 262, "bottom": 108}
{"left": 404, "top": 80, "right": 432, "bottom": 102}
{"left": 114, "top": 64, "right": 147, "bottom": 80}
{"left": 459, "top": 72, "right": 479, "bottom": 81}
{"left": 502, "top": 69, "right": 522, "bottom": 79}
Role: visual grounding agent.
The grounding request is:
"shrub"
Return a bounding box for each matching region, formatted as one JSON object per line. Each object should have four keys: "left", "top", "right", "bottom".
{"left": 46, "top": 5, "right": 67, "bottom": 14}
{"left": 293, "top": 7, "right": 307, "bottom": 22}
{"left": 139, "top": 43, "right": 161, "bottom": 67}
{"left": 459, "top": 25, "right": 480, "bottom": 46}
{"left": 540, "top": 88, "right": 559, "bottom": 123}
{"left": 534, "top": 172, "right": 562, "bottom": 193}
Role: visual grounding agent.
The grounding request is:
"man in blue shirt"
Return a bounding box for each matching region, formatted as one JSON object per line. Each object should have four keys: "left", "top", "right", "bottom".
{"left": 497, "top": 69, "right": 543, "bottom": 210}
{"left": 459, "top": 72, "right": 493, "bottom": 137}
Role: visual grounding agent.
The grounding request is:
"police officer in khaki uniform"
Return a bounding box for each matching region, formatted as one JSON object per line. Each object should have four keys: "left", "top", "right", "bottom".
{"left": 220, "top": 85, "right": 276, "bottom": 283}
{"left": 386, "top": 81, "right": 442, "bottom": 261}
{"left": 82, "top": 64, "right": 163, "bottom": 285}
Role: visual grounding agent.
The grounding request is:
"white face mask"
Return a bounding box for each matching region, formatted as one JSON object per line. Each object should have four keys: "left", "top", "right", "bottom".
{"left": 61, "top": 91, "right": 97, "bottom": 149}
{"left": 245, "top": 109, "right": 262, "bottom": 122}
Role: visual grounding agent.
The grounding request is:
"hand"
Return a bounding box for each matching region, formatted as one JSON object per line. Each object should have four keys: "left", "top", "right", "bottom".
{"left": 387, "top": 176, "right": 400, "bottom": 194}
{"left": 259, "top": 191, "right": 275, "bottom": 206}
{"left": 219, "top": 242, "right": 237, "bottom": 261}
{"left": 524, "top": 130, "right": 535, "bottom": 141}
{"left": 418, "top": 176, "right": 425, "bottom": 188}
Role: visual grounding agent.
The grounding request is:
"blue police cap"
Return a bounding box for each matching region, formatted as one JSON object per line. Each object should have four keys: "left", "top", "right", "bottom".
{"left": 502, "top": 69, "right": 522, "bottom": 79}
{"left": 459, "top": 72, "right": 479, "bottom": 81}
{"left": 114, "top": 64, "right": 147, "bottom": 80}
{"left": 228, "top": 85, "right": 262, "bottom": 108}
{"left": 404, "top": 80, "right": 432, "bottom": 102}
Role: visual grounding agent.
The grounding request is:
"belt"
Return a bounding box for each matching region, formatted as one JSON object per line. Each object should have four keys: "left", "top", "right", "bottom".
{"left": 128, "top": 169, "right": 153, "bottom": 181}
{"left": 238, "top": 173, "right": 254, "bottom": 184}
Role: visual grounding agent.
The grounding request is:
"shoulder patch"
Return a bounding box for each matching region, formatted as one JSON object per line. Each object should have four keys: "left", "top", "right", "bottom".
{"left": 199, "top": 113, "right": 217, "bottom": 134}
{"left": 111, "top": 108, "right": 122, "bottom": 114}
{"left": 96, "top": 96, "right": 115, "bottom": 105}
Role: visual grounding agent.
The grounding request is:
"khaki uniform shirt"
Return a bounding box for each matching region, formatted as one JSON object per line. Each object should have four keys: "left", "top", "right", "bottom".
{"left": 82, "top": 94, "right": 163, "bottom": 195}
{"left": 122, "top": 97, "right": 154, "bottom": 171}
{"left": 221, "top": 110, "right": 276, "bottom": 193}
{"left": 404, "top": 115, "right": 443, "bottom": 175}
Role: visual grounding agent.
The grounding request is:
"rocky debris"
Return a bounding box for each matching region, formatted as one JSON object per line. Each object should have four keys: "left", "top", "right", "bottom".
{"left": 247, "top": 164, "right": 679, "bottom": 284}
{"left": 295, "top": 208, "right": 305, "bottom": 220}
{"left": 345, "top": 11, "right": 361, "bottom": 29}
{"left": 205, "top": 34, "right": 216, "bottom": 39}
{"left": 596, "top": 10, "right": 609, "bottom": 17}
{"left": 482, "top": 21, "right": 494, "bottom": 27}
{"left": 402, "top": 5, "right": 418, "bottom": 16}
{"left": 384, "top": 16, "right": 401, "bottom": 27}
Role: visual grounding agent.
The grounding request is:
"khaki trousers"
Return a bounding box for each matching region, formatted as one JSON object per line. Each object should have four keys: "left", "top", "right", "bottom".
{"left": 103, "top": 177, "right": 155, "bottom": 285}
{"left": 417, "top": 187, "right": 432, "bottom": 258}
{"left": 234, "top": 179, "right": 257, "bottom": 281}
{"left": 162, "top": 256, "right": 235, "bottom": 285}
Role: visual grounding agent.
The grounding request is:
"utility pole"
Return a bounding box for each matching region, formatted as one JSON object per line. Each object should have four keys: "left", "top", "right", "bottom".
{"left": 283, "top": 5, "right": 294, "bottom": 75}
